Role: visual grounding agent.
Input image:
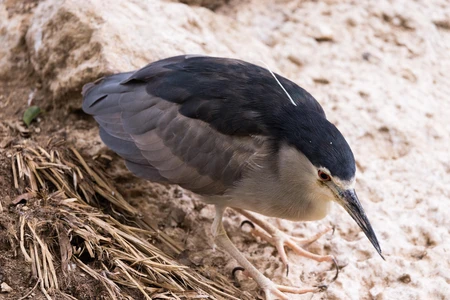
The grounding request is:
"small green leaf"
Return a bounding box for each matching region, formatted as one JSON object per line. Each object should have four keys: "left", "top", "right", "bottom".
{"left": 23, "top": 106, "right": 41, "bottom": 127}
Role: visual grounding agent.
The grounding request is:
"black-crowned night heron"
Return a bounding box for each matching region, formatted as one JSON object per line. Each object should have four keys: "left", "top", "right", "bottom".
{"left": 82, "top": 55, "right": 383, "bottom": 299}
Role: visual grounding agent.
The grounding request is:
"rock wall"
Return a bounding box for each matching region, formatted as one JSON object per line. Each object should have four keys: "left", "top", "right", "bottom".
{"left": 25, "top": 0, "right": 275, "bottom": 97}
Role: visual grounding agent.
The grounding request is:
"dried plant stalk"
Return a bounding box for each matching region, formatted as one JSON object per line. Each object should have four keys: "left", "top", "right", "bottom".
{"left": 10, "top": 141, "right": 250, "bottom": 300}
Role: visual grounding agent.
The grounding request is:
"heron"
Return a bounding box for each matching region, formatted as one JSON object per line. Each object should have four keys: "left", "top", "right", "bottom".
{"left": 82, "top": 55, "right": 383, "bottom": 299}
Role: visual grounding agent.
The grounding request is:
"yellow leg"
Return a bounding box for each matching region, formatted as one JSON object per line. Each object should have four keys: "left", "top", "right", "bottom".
{"left": 213, "top": 206, "right": 324, "bottom": 300}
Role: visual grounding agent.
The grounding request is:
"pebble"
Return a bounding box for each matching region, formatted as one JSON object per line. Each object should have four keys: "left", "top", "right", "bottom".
{"left": 0, "top": 282, "right": 13, "bottom": 293}
{"left": 311, "top": 24, "right": 334, "bottom": 41}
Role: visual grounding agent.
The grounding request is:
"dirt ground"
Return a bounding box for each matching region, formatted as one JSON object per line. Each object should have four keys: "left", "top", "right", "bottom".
{"left": 1, "top": 0, "right": 450, "bottom": 299}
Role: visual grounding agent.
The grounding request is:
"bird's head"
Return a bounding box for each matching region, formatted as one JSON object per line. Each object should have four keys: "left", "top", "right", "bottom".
{"left": 280, "top": 108, "right": 384, "bottom": 259}
{"left": 313, "top": 165, "right": 384, "bottom": 259}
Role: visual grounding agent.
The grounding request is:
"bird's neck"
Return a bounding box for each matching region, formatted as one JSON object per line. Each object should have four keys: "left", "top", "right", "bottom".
{"left": 222, "top": 143, "right": 333, "bottom": 221}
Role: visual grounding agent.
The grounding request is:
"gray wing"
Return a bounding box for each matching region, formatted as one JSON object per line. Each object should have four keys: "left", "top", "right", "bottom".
{"left": 82, "top": 73, "right": 268, "bottom": 196}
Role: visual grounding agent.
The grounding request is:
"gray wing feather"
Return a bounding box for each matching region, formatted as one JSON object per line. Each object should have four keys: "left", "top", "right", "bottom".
{"left": 125, "top": 161, "right": 168, "bottom": 182}
{"left": 98, "top": 128, "right": 147, "bottom": 164}
{"left": 83, "top": 75, "right": 267, "bottom": 195}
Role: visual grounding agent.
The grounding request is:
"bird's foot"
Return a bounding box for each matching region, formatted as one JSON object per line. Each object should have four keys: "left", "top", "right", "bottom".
{"left": 236, "top": 209, "right": 337, "bottom": 277}
{"left": 263, "top": 282, "right": 327, "bottom": 300}
{"left": 233, "top": 267, "right": 328, "bottom": 300}
{"left": 241, "top": 220, "right": 334, "bottom": 266}
{"left": 265, "top": 283, "right": 327, "bottom": 300}
{"left": 214, "top": 206, "right": 330, "bottom": 300}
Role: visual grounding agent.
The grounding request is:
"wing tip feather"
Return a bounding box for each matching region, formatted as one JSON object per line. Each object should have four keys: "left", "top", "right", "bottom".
{"left": 82, "top": 77, "right": 105, "bottom": 97}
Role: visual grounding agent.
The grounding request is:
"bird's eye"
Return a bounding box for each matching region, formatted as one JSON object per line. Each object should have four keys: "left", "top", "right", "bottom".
{"left": 318, "top": 170, "right": 331, "bottom": 181}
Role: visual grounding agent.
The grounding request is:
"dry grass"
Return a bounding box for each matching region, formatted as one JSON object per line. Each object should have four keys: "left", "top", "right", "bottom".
{"left": 8, "top": 139, "right": 250, "bottom": 300}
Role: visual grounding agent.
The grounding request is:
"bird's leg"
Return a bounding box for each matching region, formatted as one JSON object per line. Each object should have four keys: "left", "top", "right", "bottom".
{"left": 213, "top": 206, "right": 323, "bottom": 300}
{"left": 234, "top": 208, "right": 335, "bottom": 271}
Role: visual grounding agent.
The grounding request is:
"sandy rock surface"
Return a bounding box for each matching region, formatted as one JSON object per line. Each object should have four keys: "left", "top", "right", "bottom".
{"left": 0, "top": 2, "right": 34, "bottom": 79}
{"left": 25, "top": 0, "right": 275, "bottom": 98}
{"left": 2, "top": 0, "right": 450, "bottom": 299}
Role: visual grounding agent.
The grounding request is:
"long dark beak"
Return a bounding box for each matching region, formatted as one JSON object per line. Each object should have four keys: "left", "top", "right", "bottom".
{"left": 339, "top": 189, "right": 384, "bottom": 259}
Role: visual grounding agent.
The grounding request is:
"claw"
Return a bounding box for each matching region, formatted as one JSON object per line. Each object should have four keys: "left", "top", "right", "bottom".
{"left": 240, "top": 220, "right": 255, "bottom": 230}
{"left": 232, "top": 266, "right": 245, "bottom": 287}
{"left": 330, "top": 256, "right": 339, "bottom": 282}
{"left": 232, "top": 266, "right": 245, "bottom": 276}
{"left": 315, "top": 284, "right": 328, "bottom": 292}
